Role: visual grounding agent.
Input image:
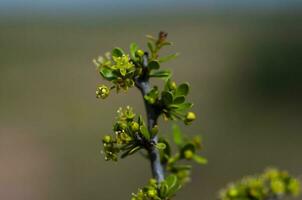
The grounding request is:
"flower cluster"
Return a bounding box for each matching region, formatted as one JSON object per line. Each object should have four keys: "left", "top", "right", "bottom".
{"left": 219, "top": 168, "right": 301, "bottom": 200}
{"left": 93, "top": 48, "right": 139, "bottom": 92}
{"left": 102, "top": 106, "right": 159, "bottom": 161}
{"left": 131, "top": 175, "right": 181, "bottom": 200}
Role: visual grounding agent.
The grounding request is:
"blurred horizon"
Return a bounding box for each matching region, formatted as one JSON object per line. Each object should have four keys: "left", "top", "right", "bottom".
{"left": 1, "top": 0, "right": 302, "bottom": 18}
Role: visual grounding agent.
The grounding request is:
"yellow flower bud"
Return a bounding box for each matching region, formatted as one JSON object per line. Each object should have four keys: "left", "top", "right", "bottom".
{"left": 147, "top": 188, "right": 157, "bottom": 198}
{"left": 184, "top": 149, "right": 194, "bottom": 159}
{"left": 103, "top": 135, "right": 112, "bottom": 143}
{"left": 185, "top": 112, "right": 196, "bottom": 124}
{"left": 169, "top": 81, "right": 177, "bottom": 90}
{"left": 149, "top": 178, "right": 157, "bottom": 186}
{"left": 135, "top": 49, "right": 145, "bottom": 57}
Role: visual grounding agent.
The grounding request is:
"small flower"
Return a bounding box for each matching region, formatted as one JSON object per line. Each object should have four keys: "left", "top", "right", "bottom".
{"left": 96, "top": 85, "right": 110, "bottom": 99}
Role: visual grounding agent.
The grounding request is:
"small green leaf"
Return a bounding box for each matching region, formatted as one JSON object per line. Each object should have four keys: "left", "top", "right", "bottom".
{"left": 112, "top": 47, "right": 124, "bottom": 57}
{"left": 165, "top": 175, "right": 181, "bottom": 198}
{"left": 162, "top": 91, "right": 173, "bottom": 105}
{"left": 140, "top": 126, "right": 150, "bottom": 140}
{"left": 193, "top": 154, "right": 208, "bottom": 165}
{"left": 166, "top": 175, "right": 177, "bottom": 189}
{"left": 159, "top": 53, "right": 179, "bottom": 63}
{"left": 148, "top": 60, "right": 160, "bottom": 70}
{"left": 172, "top": 124, "right": 183, "bottom": 147}
{"left": 159, "top": 181, "right": 168, "bottom": 198}
{"left": 129, "top": 43, "right": 138, "bottom": 60}
{"left": 146, "top": 34, "right": 156, "bottom": 41}
{"left": 147, "top": 41, "right": 154, "bottom": 53}
{"left": 173, "top": 102, "right": 193, "bottom": 111}
{"left": 121, "top": 145, "right": 141, "bottom": 158}
{"left": 173, "top": 96, "right": 185, "bottom": 104}
{"left": 173, "top": 164, "right": 192, "bottom": 170}
{"left": 99, "top": 67, "right": 116, "bottom": 80}
{"left": 155, "top": 142, "right": 166, "bottom": 150}
{"left": 149, "top": 70, "right": 172, "bottom": 79}
{"left": 176, "top": 83, "right": 190, "bottom": 96}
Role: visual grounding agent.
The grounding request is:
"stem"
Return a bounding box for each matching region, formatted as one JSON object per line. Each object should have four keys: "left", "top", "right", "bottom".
{"left": 135, "top": 53, "right": 165, "bottom": 182}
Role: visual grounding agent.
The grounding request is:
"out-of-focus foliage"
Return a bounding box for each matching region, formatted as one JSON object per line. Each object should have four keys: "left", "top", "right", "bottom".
{"left": 219, "top": 168, "right": 301, "bottom": 200}
{"left": 131, "top": 175, "right": 181, "bottom": 200}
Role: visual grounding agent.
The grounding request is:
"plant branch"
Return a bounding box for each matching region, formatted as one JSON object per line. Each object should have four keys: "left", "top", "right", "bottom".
{"left": 135, "top": 53, "right": 165, "bottom": 182}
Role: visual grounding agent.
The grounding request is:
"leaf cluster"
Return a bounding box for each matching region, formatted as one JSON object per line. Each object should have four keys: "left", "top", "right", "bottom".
{"left": 131, "top": 175, "right": 181, "bottom": 200}
{"left": 219, "top": 168, "right": 301, "bottom": 200}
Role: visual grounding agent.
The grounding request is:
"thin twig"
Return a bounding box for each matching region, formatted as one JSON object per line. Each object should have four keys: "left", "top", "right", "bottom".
{"left": 135, "top": 53, "right": 164, "bottom": 182}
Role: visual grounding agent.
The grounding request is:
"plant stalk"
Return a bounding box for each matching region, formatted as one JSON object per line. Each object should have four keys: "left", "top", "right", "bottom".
{"left": 135, "top": 53, "right": 165, "bottom": 182}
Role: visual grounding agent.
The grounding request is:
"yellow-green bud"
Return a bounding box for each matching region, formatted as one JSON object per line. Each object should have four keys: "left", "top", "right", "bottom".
{"left": 185, "top": 112, "right": 196, "bottom": 124}
{"left": 169, "top": 81, "right": 177, "bottom": 90}
{"left": 103, "top": 135, "right": 112, "bottom": 143}
{"left": 288, "top": 178, "right": 301, "bottom": 196}
{"left": 96, "top": 85, "right": 110, "bottom": 99}
{"left": 228, "top": 188, "right": 238, "bottom": 197}
{"left": 184, "top": 149, "right": 194, "bottom": 159}
{"left": 271, "top": 179, "right": 285, "bottom": 194}
{"left": 130, "top": 122, "right": 140, "bottom": 132}
{"left": 119, "top": 122, "right": 128, "bottom": 130}
{"left": 135, "top": 49, "right": 144, "bottom": 57}
{"left": 147, "top": 188, "right": 157, "bottom": 198}
{"left": 149, "top": 178, "right": 157, "bottom": 186}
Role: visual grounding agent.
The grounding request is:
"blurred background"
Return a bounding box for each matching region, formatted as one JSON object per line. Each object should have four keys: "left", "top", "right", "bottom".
{"left": 1, "top": 0, "right": 302, "bottom": 199}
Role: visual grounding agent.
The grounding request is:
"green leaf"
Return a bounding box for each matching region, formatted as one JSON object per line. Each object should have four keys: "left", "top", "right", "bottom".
{"left": 99, "top": 67, "right": 116, "bottom": 80}
{"left": 173, "top": 102, "right": 193, "bottom": 111}
{"left": 146, "top": 34, "right": 156, "bottom": 41}
{"left": 173, "top": 164, "right": 192, "bottom": 170}
{"left": 149, "top": 70, "right": 172, "bottom": 79}
{"left": 176, "top": 83, "right": 190, "bottom": 96}
{"left": 148, "top": 60, "right": 160, "bottom": 70}
{"left": 129, "top": 43, "right": 138, "bottom": 60}
{"left": 159, "top": 181, "right": 169, "bottom": 198}
{"left": 173, "top": 96, "right": 185, "bottom": 104}
{"left": 155, "top": 142, "right": 166, "bottom": 150}
{"left": 140, "top": 125, "right": 150, "bottom": 140}
{"left": 172, "top": 124, "right": 183, "bottom": 147}
{"left": 166, "top": 175, "right": 177, "bottom": 189}
{"left": 159, "top": 53, "right": 179, "bottom": 63}
{"left": 162, "top": 91, "right": 173, "bottom": 105}
{"left": 193, "top": 155, "right": 208, "bottom": 165}
{"left": 112, "top": 47, "right": 124, "bottom": 57}
{"left": 147, "top": 41, "right": 154, "bottom": 53}
{"left": 165, "top": 175, "right": 181, "bottom": 198}
{"left": 121, "top": 145, "right": 141, "bottom": 158}
{"left": 158, "top": 138, "right": 171, "bottom": 157}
